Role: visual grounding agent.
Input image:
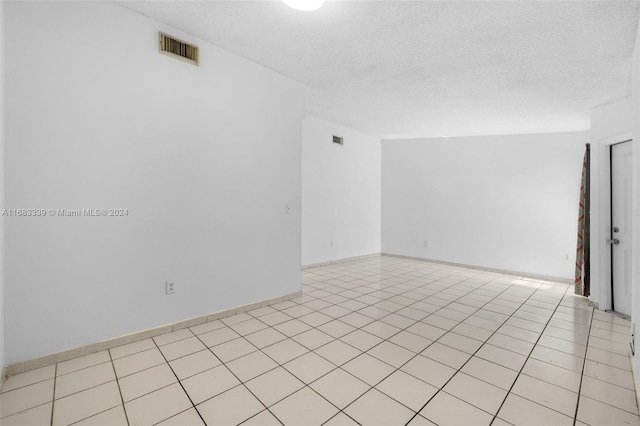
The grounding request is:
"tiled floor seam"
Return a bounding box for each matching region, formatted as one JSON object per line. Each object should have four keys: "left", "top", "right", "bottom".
{"left": 107, "top": 351, "right": 130, "bottom": 426}
{"left": 50, "top": 363, "right": 57, "bottom": 426}
{"left": 150, "top": 335, "right": 209, "bottom": 426}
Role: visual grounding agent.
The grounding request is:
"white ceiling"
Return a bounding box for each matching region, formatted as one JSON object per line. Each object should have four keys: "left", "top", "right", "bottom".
{"left": 120, "top": 0, "right": 640, "bottom": 139}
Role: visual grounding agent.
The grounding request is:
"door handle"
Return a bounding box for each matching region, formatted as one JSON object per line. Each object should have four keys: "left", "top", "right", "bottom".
{"left": 608, "top": 238, "right": 620, "bottom": 245}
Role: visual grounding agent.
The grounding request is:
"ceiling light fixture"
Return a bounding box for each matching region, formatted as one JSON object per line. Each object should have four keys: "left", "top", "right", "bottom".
{"left": 282, "top": 0, "right": 326, "bottom": 11}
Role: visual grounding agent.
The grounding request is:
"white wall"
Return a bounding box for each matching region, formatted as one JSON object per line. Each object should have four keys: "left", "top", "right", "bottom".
{"left": 4, "top": 2, "right": 304, "bottom": 364}
{"left": 631, "top": 23, "right": 640, "bottom": 380}
{"left": 0, "top": 0, "right": 5, "bottom": 375}
{"left": 589, "top": 98, "right": 633, "bottom": 309}
{"left": 382, "top": 133, "right": 587, "bottom": 280}
{"left": 302, "top": 117, "right": 381, "bottom": 265}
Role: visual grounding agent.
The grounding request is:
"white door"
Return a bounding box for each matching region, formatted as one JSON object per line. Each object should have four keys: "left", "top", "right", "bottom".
{"left": 611, "top": 141, "right": 633, "bottom": 316}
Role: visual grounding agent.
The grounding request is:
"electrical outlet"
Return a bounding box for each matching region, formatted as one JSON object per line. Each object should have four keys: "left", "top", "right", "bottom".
{"left": 564, "top": 254, "right": 569, "bottom": 260}
{"left": 166, "top": 281, "right": 175, "bottom": 295}
{"left": 424, "top": 240, "right": 429, "bottom": 247}
{"left": 286, "top": 204, "right": 292, "bottom": 214}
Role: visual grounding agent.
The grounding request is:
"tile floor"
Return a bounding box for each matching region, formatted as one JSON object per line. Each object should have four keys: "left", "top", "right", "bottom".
{"left": 1, "top": 256, "right": 639, "bottom": 425}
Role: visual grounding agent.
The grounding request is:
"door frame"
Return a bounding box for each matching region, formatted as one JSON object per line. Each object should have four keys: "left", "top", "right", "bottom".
{"left": 591, "top": 132, "right": 633, "bottom": 312}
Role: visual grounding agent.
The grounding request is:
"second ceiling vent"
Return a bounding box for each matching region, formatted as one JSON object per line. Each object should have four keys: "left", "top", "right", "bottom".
{"left": 159, "top": 32, "right": 199, "bottom": 66}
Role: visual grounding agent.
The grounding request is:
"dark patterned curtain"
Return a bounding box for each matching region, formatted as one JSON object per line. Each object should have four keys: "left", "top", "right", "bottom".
{"left": 575, "top": 144, "right": 591, "bottom": 296}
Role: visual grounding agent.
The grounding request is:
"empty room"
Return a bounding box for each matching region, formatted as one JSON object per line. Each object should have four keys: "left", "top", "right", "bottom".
{"left": 2, "top": 0, "right": 640, "bottom": 425}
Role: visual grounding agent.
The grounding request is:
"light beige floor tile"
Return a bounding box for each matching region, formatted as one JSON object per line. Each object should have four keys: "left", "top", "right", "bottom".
{"left": 197, "top": 385, "right": 263, "bottom": 426}
{"left": 158, "top": 337, "right": 206, "bottom": 361}
{"left": 443, "top": 372, "right": 507, "bottom": 414}
{"left": 584, "top": 359, "right": 635, "bottom": 390}
{"left": 245, "top": 367, "right": 304, "bottom": 407}
{"left": 476, "top": 344, "right": 527, "bottom": 371}
{"left": 588, "top": 336, "right": 630, "bottom": 355}
{"left": 283, "top": 305, "right": 314, "bottom": 318}
{"left": 577, "top": 395, "right": 640, "bottom": 426}
{"left": 315, "top": 340, "right": 362, "bottom": 366}
{"left": 260, "top": 311, "right": 292, "bottom": 327}
{"left": 110, "top": 339, "right": 156, "bottom": 360}
{"left": 367, "top": 341, "right": 415, "bottom": 368}
{"left": 230, "top": 318, "right": 270, "bottom": 336}
{"left": 0, "top": 379, "right": 54, "bottom": 418}
{"left": 497, "top": 393, "right": 573, "bottom": 426}
{"left": 299, "top": 312, "right": 334, "bottom": 327}
{"left": 210, "top": 338, "right": 257, "bottom": 362}
{"left": 345, "top": 388, "right": 414, "bottom": 426}
{"left": 401, "top": 355, "right": 456, "bottom": 388}
{"left": 420, "top": 391, "right": 493, "bottom": 426}
{"left": 292, "top": 329, "right": 334, "bottom": 350}
{"left": 226, "top": 350, "right": 278, "bottom": 382}
{"left": 156, "top": 408, "right": 205, "bottom": 426}
{"left": 310, "top": 368, "right": 369, "bottom": 409}
{"left": 198, "top": 327, "right": 240, "bottom": 347}
{"left": 511, "top": 374, "right": 578, "bottom": 417}
{"left": 496, "top": 324, "right": 541, "bottom": 343}
{"left": 380, "top": 313, "right": 418, "bottom": 329}
{"left": 521, "top": 358, "right": 581, "bottom": 392}
{"left": 0, "top": 402, "right": 51, "bottom": 426}
{"left": 421, "top": 342, "right": 471, "bottom": 369}
{"left": 340, "top": 330, "right": 383, "bottom": 352}
{"left": 113, "top": 348, "right": 166, "bottom": 378}
{"left": 57, "top": 352, "right": 111, "bottom": 376}
{"left": 342, "top": 353, "right": 395, "bottom": 386}
{"left": 530, "top": 345, "right": 584, "bottom": 373}
{"left": 74, "top": 406, "right": 128, "bottom": 426}
{"left": 488, "top": 333, "right": 535, "bottom": 356}
{"left": 125, "top": 383, "right": 191, "bottom": 426}
{"left": 586, "top": 347, "right": 632, "bottom": 371}
{"left": 451, "top": 323, "right": 494, "bottom": 342}
{"left": 377, "top": 370, "right": 438, "bottom": 411}
{"left": 153, "top": 329, "right": 194, "bottom": 346}
{"left": 273, "top": 319, "right": 313, "bottom": 336}
{"left": 53, "top": 381, "right": 121, "bottom": 426}
{"left": 389, "top": 330, "right": 433, "bottom": 353}
{"left": 189, "top": 320, "right": 225, "bottom": 336}
{"left": 407, "top": 322, "right": 447, "bottom": 341}
{"left": 460, "top": 357, "right": 518, "bottom": 391}
{"left": 262, "top": 338, "right": 309, "bottom": 364}
{"left": 537, "top": 335, "right": 587, "bottom": 358}
{"left": 323, "top": 412, "right": 361, "bottom": 426}
{"left": 169, "top": 349, "right": 221, "bottom": 380}
{"left": 181, "top": 365, "right": 240, "bottom": 404}
{"left": 491, "top": 418, "right": 514, "bottom": 426}
{"left": 1, "top": 366, "right": 55, "bottom": 393}
{"left": 244, "top": 327, "right": 287, "bottom": 349}
{"left": 271, "top": 387, "right": 338, "bottom": 426}
{"left": 55, "top": 362, "right": 115, "bottom": 399}
{"left": 438, "top": 332, "right": 483, "bottom": 354}
{"left": 318, "top": 320, "right": 357, "bottom": 338}
{"left": 119, "top": 363, "right": 176, "bottom": 402}
{"left": 361, "top": 321, "right": 402, "bottom": 339}
{"left": 580, "top": 376, "right": 638, "bottom": 414}
{"left": 283, "top": 352, "right": 335, "bottom": 384}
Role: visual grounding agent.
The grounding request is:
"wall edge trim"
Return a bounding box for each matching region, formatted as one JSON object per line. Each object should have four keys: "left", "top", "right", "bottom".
{"left": 3, "top": 289, "right": 302, "bottom": 378}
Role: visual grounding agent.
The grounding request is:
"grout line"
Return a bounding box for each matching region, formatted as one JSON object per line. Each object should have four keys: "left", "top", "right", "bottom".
{"left": 573, "top": 311, "right": 596, "bottom": 426}
{"left": 108, "top": 349, "right": 131, "bottom": 426}
{"left": 50, "top": 363, "right": 57, "bottom": 426}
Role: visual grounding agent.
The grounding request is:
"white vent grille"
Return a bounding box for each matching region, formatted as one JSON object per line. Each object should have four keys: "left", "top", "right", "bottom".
{"left": 159, "top": 32, "right": 199, "bottom": 66}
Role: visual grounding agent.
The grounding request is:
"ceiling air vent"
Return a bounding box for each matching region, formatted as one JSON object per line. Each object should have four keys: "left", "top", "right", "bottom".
{"left": 159, "top": 32, "right": 199, "bottom": 66}
{"left": 333, "top": 135, "right": 344, "bottom": 145}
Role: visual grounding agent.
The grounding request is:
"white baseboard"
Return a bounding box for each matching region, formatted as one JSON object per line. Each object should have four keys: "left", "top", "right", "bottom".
{"left": 381, "top": 253, "right": 574, "bottom": 284}
{"left": 4, "top": 290, "right": 301, "bottom": 378}
{"left": 302, "top": 253, "right": 381, "bottom": 270}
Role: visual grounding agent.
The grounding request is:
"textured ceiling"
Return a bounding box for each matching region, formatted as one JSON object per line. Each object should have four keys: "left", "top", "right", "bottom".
{"left": 119, "top": 0, "right": 640, "bottom": 138}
